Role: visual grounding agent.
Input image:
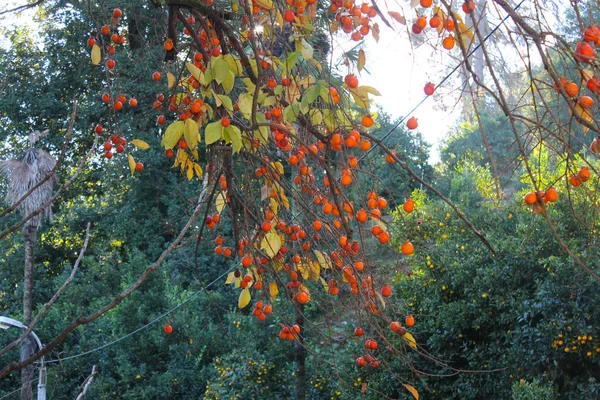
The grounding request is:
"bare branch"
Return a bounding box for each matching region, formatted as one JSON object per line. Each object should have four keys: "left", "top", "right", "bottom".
{"left": 0, "top": 0, "right": 46, "bottom": 16}
{"left": 74, "top": 365, "right": 97, "bottom": 400}
{"left": 0, "top": 223, "right": 91, "bottom": 358}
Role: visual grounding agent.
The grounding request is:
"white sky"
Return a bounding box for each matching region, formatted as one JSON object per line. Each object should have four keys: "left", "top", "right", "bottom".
{"left": 333, "top": 21, "right": 463, "bottom": 162}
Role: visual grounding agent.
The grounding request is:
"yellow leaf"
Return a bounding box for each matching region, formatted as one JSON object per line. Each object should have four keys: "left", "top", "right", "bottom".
{"left": 319, "top": 277, "right": 329, "bottom": 292}
{"left": 91, "top": 44, "right": 101, "bottom": 65}
{"left": 162, "top": 121, "right": 184, "bottom": 149}
{"left": 297, "top": 261, "right": 310, "bottom": 280}
{"left": 270, "top": 197, "right": 278, "bottom": 215}
{"left": 260, "top": 185, "right": 270, "bottom": 201}
{"left": 388, "top": 11, "right": 406, "bottom": 25}
{"left": 309, "top": 261, "right": 320, "bottom": 281}
{"left": 275, "top": 184, "right": 290, "bottom": 209}
{"left": 131, "top": 139, "right": 150, "bottom": 149}
{"left": 261, "top": 231, "right": 282, "bottom": 258}
{"left": 184, "top": 118, "right": 200, "bottom": 149}
{"left": 216, "top": 191, "right": 227, "bottom": 214}
{"left": 403, "top": 384, "right": 419, "bottom": 400}
{"left": 254, "top": 0, "right": 273, "bottom": 10}
{"left": 223, "top": 54, "right": 243, "bottom": 76}
{"left": 186, "top": 163, "right": 194, "bottom": 180}
{"left": 358, "top": 49, "right": 366, "bottom": 72}
{"left": 457, "top": 22, "right": 474, "bottom": 44}
{"left": 298, "top": 285, "right": 310, "bottom": 301}
{"left": 127, "top": 154, "right": 136, "bottom": 176}
{"left": 193, "top": 163, "right": 203, "bottom": 177}
{"left": 186, "top": 61, "right": 203, "bottom": 83}
{"left": 574, "top": 103, "right": 594, "bottom": 134}
{"left": 404, "top": 332, "right": 417, "bottom": 349}
{"left": 168, "top": 72, "right": 175, "bottom": 89}
{"left": 330, "top": 21, "right": 339, "bottom": 34}
{"left": 238, "top": 288, "right": 251, "bottom": 308}
{"left": 580, "top": 68, "right": 594, "bottom": 81}
{"left": 372, "top": 23, "right": 380, "bottom": 42}
{"left": 270, "top": 282, "right": 279, "bottom": 302}
{"left": 225, "top": 271, "right": 236, "bottom": 284}
{"left": 273, "top": 161, "right": 285, "bottom": 175}
{"left": 313, "top": 250, "right": 332, "bottom": 269}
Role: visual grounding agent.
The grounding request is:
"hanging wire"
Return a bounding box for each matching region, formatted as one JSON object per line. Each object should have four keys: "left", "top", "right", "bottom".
{"left": 45, "top": 266, "right": 235, "bottom": 364}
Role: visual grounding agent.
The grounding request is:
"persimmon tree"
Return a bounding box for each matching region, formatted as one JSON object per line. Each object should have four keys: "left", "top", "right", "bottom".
{"left": 1, "top": 0, "right": 600, "bottom": 398}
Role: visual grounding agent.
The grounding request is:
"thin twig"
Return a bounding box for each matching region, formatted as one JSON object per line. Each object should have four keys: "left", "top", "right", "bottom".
{"left": 74, "top": 365, "right": 97, "bottom": 400}
{"left": 0, "top": 223, "right": 91, "bottom": 358}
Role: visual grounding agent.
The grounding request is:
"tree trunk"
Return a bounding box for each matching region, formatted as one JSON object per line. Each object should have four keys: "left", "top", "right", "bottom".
{"left": 21, "top": 226, "right": 36, "bottom": 400}
{"left": 294, "top": 304, "right": 306, "bottom": 400}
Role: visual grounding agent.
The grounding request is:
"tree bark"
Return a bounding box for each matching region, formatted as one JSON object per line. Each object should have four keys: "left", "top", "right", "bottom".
{"left": 21, "top": 226, "right": 36, "bottom": 400}
{"left": 294, "top": 304, "right": 306, "bottom": 400}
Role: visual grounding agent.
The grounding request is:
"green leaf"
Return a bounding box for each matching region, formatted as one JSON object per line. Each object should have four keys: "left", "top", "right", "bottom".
{"left": 301, "top": 85, "right": 320, "bottom": 109}
{"left": 205, "top": 121, "right": 223, "bottom": 145}
{"left": 186, "top": 61, "right": 203, "bottom": 83}
{"left": 184, "top": 119, "right": 200, "bottom": 149}
{"left": 309, "top": 109, "right": 323, "bottom": 125}
{"left": 255, "top": 112, "right": 269, "bottom": 144}
{"left": 238, "top": 93, "right": 253, "bottom": 119}
{"left": 223, "top": 54, "right": 243, "bottom": 76}
{"left": 91, "top": 44, "right": 101, "bottom": 65}
{"left": 204, "top": 67, "right": 213, "bottom": 83}
{"left": 300, "top": 39, "right": 313, "bottom": 60}
{"left": 262, "top": 96, "right": 277, "bottom": 107}
{"left": 285, "top": 52, "right": 299, "bottom": 72}
{"left": 214, "top": 93, "right": 234, "bottom": 113}
{"left": 162, "top": 121, "right": 184, "bottom": 149}
{"left": 131, "top": 139, "right": 150, "bottom": 150}
{"left": 238, "top": 288, "right": 251, "bottom": 308}
{"left": 223, "top": 70, "right": 235, "bottom": 94}
{"left": 212, "top": 57, "right": 229, "bottom": 84}
{"left": 283, "top": 103, "right": 301, "bottom": 124}
{"left": 224, "top": 125, "right": 242, "bottom": 154}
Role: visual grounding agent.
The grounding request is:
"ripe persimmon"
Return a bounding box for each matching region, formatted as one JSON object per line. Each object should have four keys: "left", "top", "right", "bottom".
{"left": 297, "top": 291, "right": 309, "bottom": 304}
{"left": 442, "top": 35, "right": 455, "bottom": 50}
{"left": 578, "top": 167, "right": 591, "bottom": 182}
{"left": 579, "top": 96, "right": 594, "bottom": 108}
{"left": 407, "top": 117, "right": 418, "bottom": 130}
{"left": 524, "top": 192, "right": 537, "bottom": 205}
{"left": 545, "top": 187, "right": 558, "bottom": 203}
{"left": 381, "top": 284, "right": 391, "bottom": 297}
{"left": 429, "top": 16, "right": 441, "bottom": 28}
{"left": 401, "top": 240, "right": 414, "bottom": 255}
{"left": 361, "top": 114, "right": 374, "bottom": 128}
{"left": 403, "top": 198, "right": 415, "bottom": 213}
